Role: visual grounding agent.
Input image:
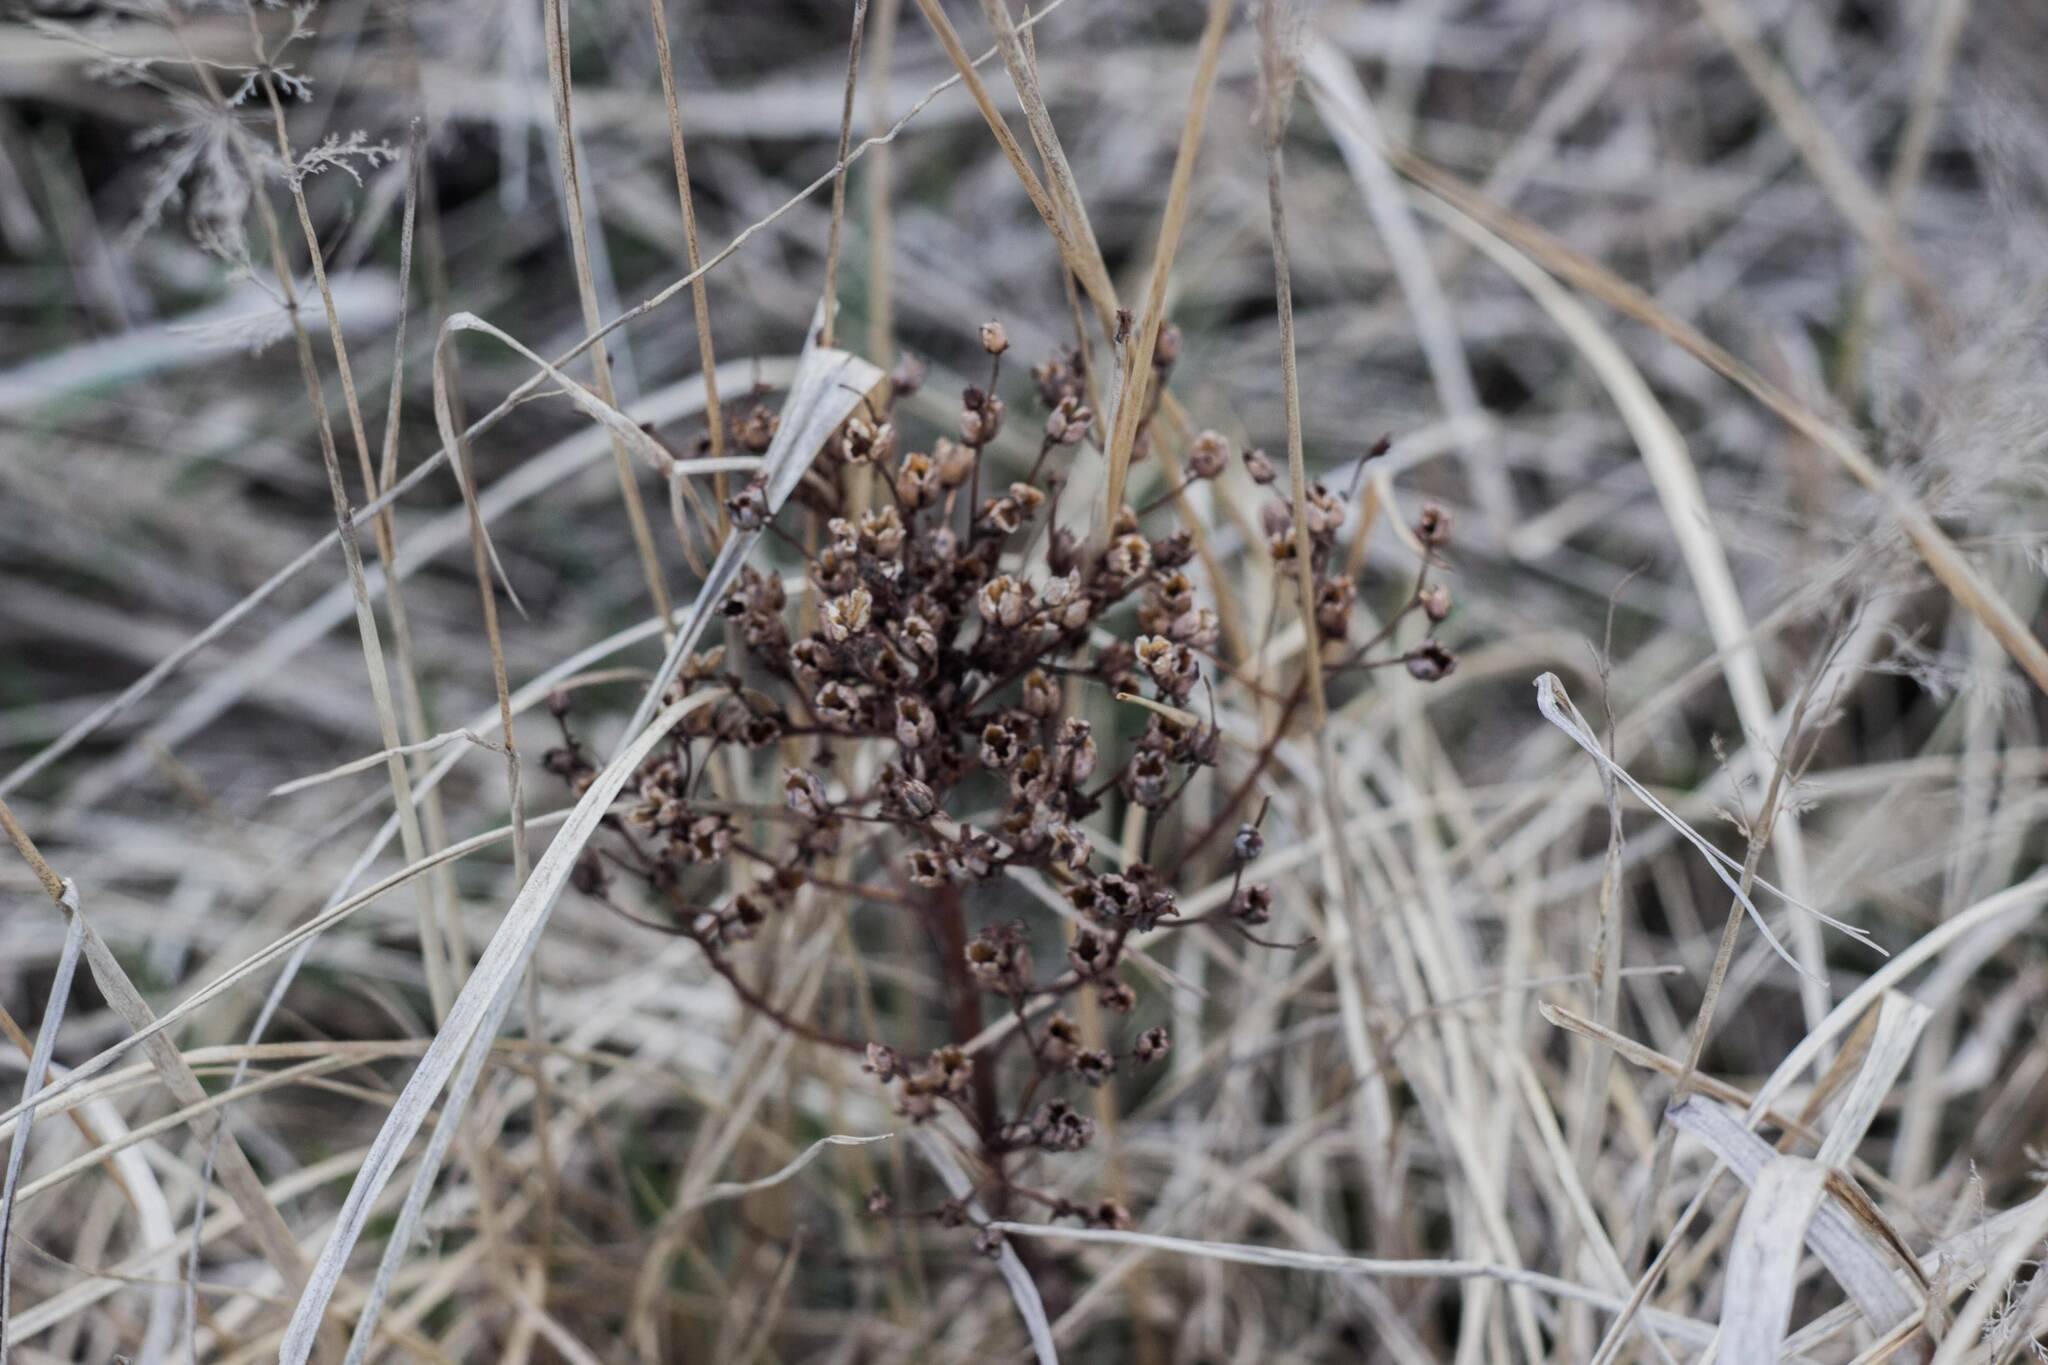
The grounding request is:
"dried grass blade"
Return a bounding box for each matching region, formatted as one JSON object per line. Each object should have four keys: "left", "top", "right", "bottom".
{"left": 1670, "top": 1097, "right": 1920, "bottom": 1337}
{"left": 683, "top": 1134, "right": 892, "bottom": 1212}
{"left": 1718, "top": 1156, "right": 1831, "bottom": 1362}
{"left": 1816, "top": 993, "right": 1931, "bottom": 1170}
{"left": 0, "top": 893, "right": 83, "bottom": 1365}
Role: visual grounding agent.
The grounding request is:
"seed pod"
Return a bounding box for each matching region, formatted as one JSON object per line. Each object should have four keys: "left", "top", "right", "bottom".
{"left": 1404, "top": 639, "right": 1457, "bottom": 682}
{"left": 1022, "top": 668, "right": 1060, "bottom": 717}
{"left": 727, "top": 477, "right": 770, "bottom": 530}
{"left": 823, "top": 588, "right": 873, "bottom": 641}
{"left": 935, "top": 437, "right": 976, "bottom": 488}
{"left": 896, "top": 452, "right": 939, "bottom": 508}
{"left": 1417, "top": 502, "right": 1452, "bottom": 546}
{"left": 890, "top": 352, "right": 928, "bottom": 396}
{"left": 783, "top": 767, "right": 829, "bottom": 820}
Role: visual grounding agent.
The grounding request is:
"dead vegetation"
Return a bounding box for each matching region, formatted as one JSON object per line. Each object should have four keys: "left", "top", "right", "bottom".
{"left": 1, "top": 0, "right": 2047, "bottom": 1360}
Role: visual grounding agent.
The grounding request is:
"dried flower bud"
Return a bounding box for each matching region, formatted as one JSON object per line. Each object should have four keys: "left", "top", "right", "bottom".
{"left": 961, "top": 391, "right": 1005, "bottom": 446}
{"left": 893, "top": 773, "right": 937, "bottom": 819}
{"left": 1032, "top": 352, "right": 1081, "bottom": 407}
{"left": 1058, "top": 717, "right": 1098, "bottom": 784}
{"left": 823, "top": 588, "right": 873, "bottom": 641}
{"left": 980, "top": 496, "right": 1023, "bottom": 536}
{"left": 1046, "top": 394, "right": 1091, "bottom": 444}
{"left": 787, "top": 637, "right": 831, "bottom": 690}
{"left": 1419, "top": 584, "right": 1451, "bottom": 622}
{"left": 935, "top": 436, "right": 976, "bottom": 488}
{"left": 1417, "top": 502, "right": 1452, "bottom": 546}
{"left": 1093, "top": 1200, "right": 1133, "bottom": 1230}
{"left": 974, "top": 1226, "right": 1007, "bottom": 1259}
{"left": 1033, "top": 1099, "right": 1094, "bottom": 1153}
{"left": 1153, "top": 529, "right": 1195, "bottom": 570}
{"left": 859, "top": 505, "right": 907, "bottom": 558}
{"left": 1068, "top": 928, "right": 1111, "bottom": 977}
{"left": 928, "top": 1045, "right": 974, "bottom": 1096}
{"left": 1022, "top": 668, "right": 1060, "bottom": 717}
{"left": 1044, "top": 1012, "right": 1082, "bottom": 1066}
{"left": 979, "top": 722, "right": 1021, "bottom": 770}
{"left": 1243, "top": 446, "right": 1278, "bottom": 484}
{"left": 838, "top": 416, "right": 895, "bottom": 466}
{"left": 1304, "top": 482, "right": 1345, "bottom": 537}
{"left": 727, "top": 477, "right": 770, "bottom": 530}
{"left": 946, "top": 827, "right": 998, "bottom": 882}
{"left": 1073, "top": 1049, "right": 1117, "bottom": 1087}
{"left": 1189, "top": 429, "right": 1229, "bottom": 479}
{"left": 1316, "top": 576, "right": 1357, "bottom": 637}
{"left": 891, "top": 352, "right": 928, "bottom": 396}
{"left": 979, "top": 320, "right": 1010, "bottom": 355}
{"left": 680, "top": 646, "right": 727, "bottom": 682}
{"left": 979, "top": 574, "right": 1033, "bottom": 628}
{"left": 1404, "top": 639, "right": 1457, "bottom": 682}
{"left": 1231, "top": 883, "right": 1273, "bottom": 925}
{"left": 1232, "top": 824, "right": 1265, "bottom": 864}
{"left": 1135, "top": 634, "right": 1198, "bottom": 700}
{"left": 736, "top": 404, "right": 779, "bottom": 454}
{"left": 725, "top": 894, "right": 768, "bottom": 940}
{"left": 896, "top": 451, "right": 939, "bottom": 508}
{"left": 547, "top": 688, "right": 573, "bottom": 719}
{"left": 1125, "top": 746, "right": 1172, "bottom": 808}
{"left": 815, "top": 680, "right": 862, "bottom": 729}
{"left": 1047, "top": 527, "right": 1079, "bottom": 575}
{"left": 674, "top": 814, "right": 732, "bottom": 864}
{"left": 1105, "top": 533, "right": 1152, "bottom": 580}
{"left": 1152, "top": 321, "right": 1182, "bottom": 368}
{"left": 1135, "top": 1026, "right": 1170, "bottom": 1064}
{"left": 905, "top": 847, "right": 947, "bottom": 887}
{"left": 862, "top": 1042, "right": 902, "bottom": 1080}
{"left": 894, "top": 696, "right": 936, "bottom": 749}
{"left": 783, "top": 767, "right": 829, "bottom": 821}
{"left": 898, "top": 612, "right": 939, "bottom": 659}
{"left": 865, "top": 1187, "right": 893, "bottom": 1216}
{"left": 1098, "top": 979, "right": 1137, "bottom": 1013}
{"left": 1261, "top": 501, "right": 1294, "bottom": 542}
{"left": 1048, "top": 822, "right": 1091, "bottom": 872}
{"left": 965, "top": 935, "right": 1017, "bottom": 991}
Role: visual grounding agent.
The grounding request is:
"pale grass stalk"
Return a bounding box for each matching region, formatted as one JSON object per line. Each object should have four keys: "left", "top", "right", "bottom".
{"left": 542, "top": 0, "right": 674, "bottom": 639}
{"left": 1099, "top": 0, "right": 1234, "bottom": 525}
{"left": 818, "top": 0, "right": 871, "bottom": 350}
{"left": 645, "top": 0, "right": 731, "bottom": 529}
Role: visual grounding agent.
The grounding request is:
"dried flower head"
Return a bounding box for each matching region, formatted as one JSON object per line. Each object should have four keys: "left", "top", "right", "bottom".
{"left": 1189, "top": 429, "right": 1230, "bottom": 478}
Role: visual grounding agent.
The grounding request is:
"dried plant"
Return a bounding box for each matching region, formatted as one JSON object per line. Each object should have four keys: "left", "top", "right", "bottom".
{"left": 7, "top": 0, "right": 2048, "bottom": 1360}
{"left": 543, "top": 318, "right": 1452, "bottom": 1237}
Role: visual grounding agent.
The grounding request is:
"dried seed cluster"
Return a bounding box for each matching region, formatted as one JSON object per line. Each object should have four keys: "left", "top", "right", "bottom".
{"left": 548, "top": 317, "right": 1456, "bottom": 1235}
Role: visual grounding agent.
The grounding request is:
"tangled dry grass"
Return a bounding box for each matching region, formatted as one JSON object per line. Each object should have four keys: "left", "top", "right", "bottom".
{"left": 2, "top": 0, "right": 2047, "bottom": 1360}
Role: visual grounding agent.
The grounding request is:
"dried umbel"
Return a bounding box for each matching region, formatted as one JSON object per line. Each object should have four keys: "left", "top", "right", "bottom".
{"left": 549, "top": 316, "right": 1458, "bottom": 1245}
